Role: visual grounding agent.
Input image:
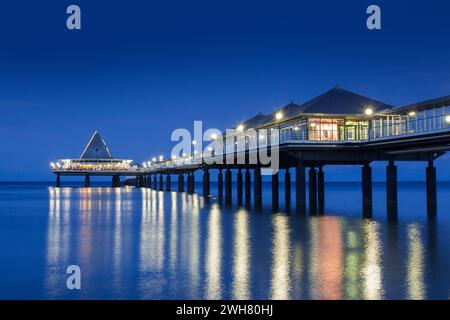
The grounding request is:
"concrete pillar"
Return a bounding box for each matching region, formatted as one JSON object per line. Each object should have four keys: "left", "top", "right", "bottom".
{"left": 85, "top": 175, "right": 90, "bottom": 188}
{"left": 159, "top": 174, "right": 163, "bottom": 191}
{"left": 191, "top": 172, "right": 195, "bottom": 193}
{"left": 178, "top": 174, "right": 184, "bottom": 192}
{"left": 112, "top": 175, "right": 120, "bottom": 188}
{"left": 187, "top": 173, "right": 192, "bottom": 193}
{"left": 309, "top": 167, "right": 317, "bottom": 214}
{"left": 218, "top": 169, "right": 223, "bottom": 200}
{"left": 318, "top": 166, "right": 325, "bottom": 214}
{"left": 153, "top": 175, "right": 157, "bottom": 189}
{"left": 225, "top": 169, "right": 232, "bottom": 204}
{"left": 285, "top": 169, "right": 291, "bottom": 211}
{"left": 426, "top": 160, "right": 437, "bottom": 218}
{"left": 296, "top": 161, "right": 306, "bottom": 214}
{"left": 254, "top": 167, "right": 262, "bottom": 209}
{"left": 272, "top": 171, "right": 279, "bottom": 211}
{"left": 166, "top": 175, "right": 171, "bottom": 191}
{"left": 146, "top": 175, "right": 151, "bottom": 188}
{"left": 386, "top": 160, "right": 398, "bottom": 220}
{"left": 362, "top": 163, "right": 373, "bottom": 218}
{"left": 245, "top": 169, "right": 251, "bottom": 207}
{"left": 203, "top": 169, "right": 210, "bottom": 197}
{"left": 56, "top": 174, "right": 61, "bottom": 188}
{"left": 237, "top": 169, "right": 243, "bottom": 206}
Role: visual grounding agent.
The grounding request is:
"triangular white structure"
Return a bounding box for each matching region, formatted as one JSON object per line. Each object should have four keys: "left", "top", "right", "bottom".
{"left": 80, "top": 131, "right": 113, "bottom": 159}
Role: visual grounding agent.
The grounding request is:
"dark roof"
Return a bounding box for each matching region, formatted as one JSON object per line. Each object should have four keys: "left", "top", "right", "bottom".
{"left": 237, "top": 113, "right": 271, "bottom": 129}
{"left": 260, "top": 102, "right": 303, "bottom": 126}
{"left": 236, "top": 86, "right": 398, "bottom": 129}
{"left": 299, "top": 86, "right": 393, "bottom": 115}
{"left": 389, "top": 94, "right": 450, "bottom": 114}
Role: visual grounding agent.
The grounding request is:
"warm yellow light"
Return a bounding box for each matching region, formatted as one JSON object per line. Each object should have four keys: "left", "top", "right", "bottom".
{"left": 446, "top": 115, "right": 450, "bottom": 123}
{"left": 294, "top": 126, "right": 299, "bottom": 131}
{"left": 237, "top": 125, "right": 244, "bottom": 132}
{"left": 275, "top": 112, "right": 283, "bottom": 120}
{"left": 310, "top": 122, "right": 316, "bottom": 127}
{"left": 408, "top": 111, "right": 416, "bottom": 117}
{"left": 259, "top": 134, "right": 265, "bottom": 140}
{"left": 208, "top": 147, "right": 213, "bottom": 151}
{"left": 159, "top": 155, "right": 163, "bottom": 161}
{"left": 211, "top": 133, "right": 217, "bottom": 140}
{"left": 365, "top": 108, "right": 374, "bottom": 116}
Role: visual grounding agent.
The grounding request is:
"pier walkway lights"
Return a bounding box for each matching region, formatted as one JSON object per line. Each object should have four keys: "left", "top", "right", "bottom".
{"left": 275, "top": 112, "right": 283, "bottom": 120}
{"left": 152, "top": 157, "right": 156, "bottom": 162}
{"left": 159, "top": 155, "right": 164, "bottom": 161}
{"left": 446, "top": 115, "right": 450, "bottom": 123}
{"left": 409, "top": 111, "right": 416, "bottom": 116}
{"left": 192, "top": 140, "right": 197, "bottom": 145}
{"left": 365, "top": 107, "right": 374, "bottom": 116}
{"left": 237, "top": 124, "right": 244, "bottom": 132}
{"left": 211, "top": 133, "right": 217, "bottom": 140}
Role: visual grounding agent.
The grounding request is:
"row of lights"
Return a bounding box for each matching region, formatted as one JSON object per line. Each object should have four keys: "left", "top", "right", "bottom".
{"left": 144, "top": 108, "right": 450, "bottom": 167}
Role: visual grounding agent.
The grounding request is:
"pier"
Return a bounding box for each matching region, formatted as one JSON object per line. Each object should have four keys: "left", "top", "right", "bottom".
{"left": 51, "top": 87, "right": 450, "bottom": 220}
{"left": 50, "top": 131, "right": 140, "bottom": 188}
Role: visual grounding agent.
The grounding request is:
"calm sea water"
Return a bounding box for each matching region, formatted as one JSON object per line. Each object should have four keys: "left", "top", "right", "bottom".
{"left": 1, "top": 181, "right": 450, "bottom": 300}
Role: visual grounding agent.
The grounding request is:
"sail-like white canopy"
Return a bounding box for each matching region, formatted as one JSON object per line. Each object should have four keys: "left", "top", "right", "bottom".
{"left": 80, "top": 131, "right": 113, "bottom": 160}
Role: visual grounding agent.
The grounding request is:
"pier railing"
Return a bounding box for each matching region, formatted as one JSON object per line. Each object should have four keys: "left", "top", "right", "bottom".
{"left": 144, "top": 112, "right": 450, "bottom": 172}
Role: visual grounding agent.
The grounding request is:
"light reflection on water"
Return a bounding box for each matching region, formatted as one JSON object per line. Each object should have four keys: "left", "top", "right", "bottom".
{"left": 29, "top": 184, "right": 450, "bottom": 299}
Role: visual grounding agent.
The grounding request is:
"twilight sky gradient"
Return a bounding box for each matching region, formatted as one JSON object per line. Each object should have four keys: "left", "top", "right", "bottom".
{"left": 1, "top": 0, "right": 450, "bottom": 180}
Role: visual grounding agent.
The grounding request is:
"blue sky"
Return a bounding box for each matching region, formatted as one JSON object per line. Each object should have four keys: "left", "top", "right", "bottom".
{"left": 0, "top": 0, "right": 449, "bottom": 180}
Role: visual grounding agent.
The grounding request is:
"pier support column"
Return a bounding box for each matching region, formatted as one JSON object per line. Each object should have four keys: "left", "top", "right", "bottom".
{"left": 153, "top": 175, "right": 157, "bottom": 189}
{"left": 56, "top": 174, "right": 61, "bottom": 188}
{"left": 272, "top": 171, "right": 279, "bottom": 211}
{"left": 159, "top": 174, "right": 163, "bottom": 191}
{"left": 296, "top": 161, "right": 306, "bottom": 214}
{"left": 254, "top": 167, "right": 262, "bottom": 209}
{"left": 285, "top": 169, "right": 291, "bottom": 211}
{"left": 225, "top": 169, "right": 232, "bottom": 204}
{"left": 237, "top": 169, "right": 243, "bottom": 206}
{"left": 318, "top": 166, "right": 325, "bottom": 214}
{"left": 245, "top": 169, "right": 251, "bottom": 207}
{"left": 218, "top": 170, "right": 223, "bottom": 200}
{"left": 191, "top": 172, "right": 195, "bottom": 193}
{"left": 426, "top": 160, "right": 437, "bottom": 219}
{"left": 203, "top": 169, "right": 210, "bottom": 197}
{"left": 85, "top": 175, "right": 90, "bottom": 188}
{"left": 187, "top": 173, "right": 191, "bottom": 193}
{"left": 178, "top": 174, "right": 184, "bottom": 192}
{"left": 146, "top": 175, "right": 151, "bottom": 188}
{"left": 362, "top": 163, "right": 373, "bottom": 218}
{"left": 309, "top": 167, "right": 317, "bottom": 215}
{"left": 386, "top": 160, "right": 398, "bottom": 220}
{"left": 166, "top": 175, "right": 171, "bottom": 192}
{"left": 112, "top": 175, "right": 120, "bottom": 188}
